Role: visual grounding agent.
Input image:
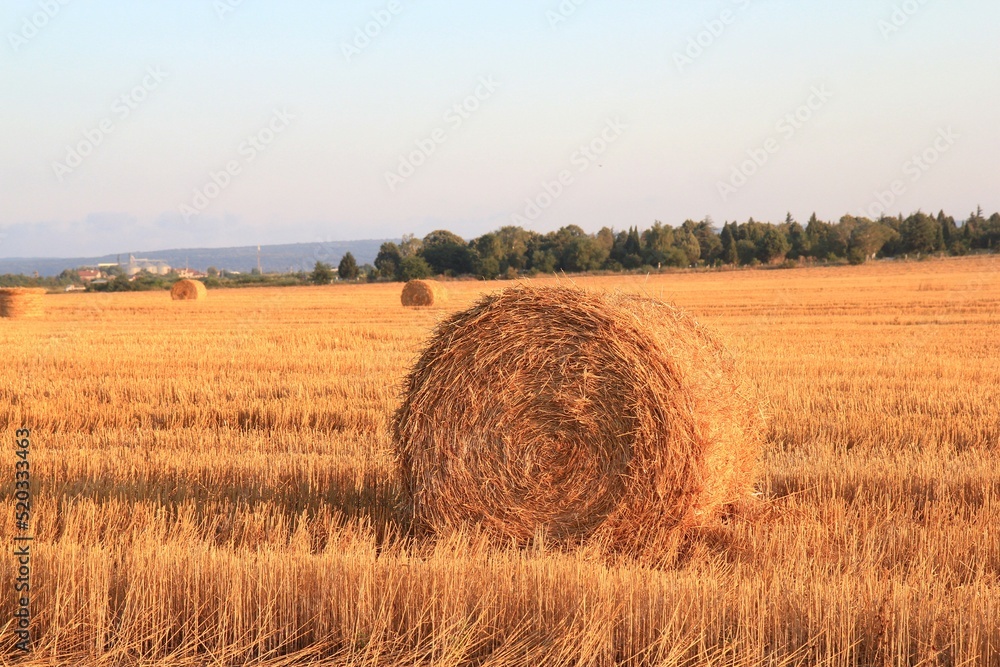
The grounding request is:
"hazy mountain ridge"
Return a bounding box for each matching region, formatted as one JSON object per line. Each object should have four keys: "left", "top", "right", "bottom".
{"left": 0, "top": 240, "right": 388, "bottom": 277}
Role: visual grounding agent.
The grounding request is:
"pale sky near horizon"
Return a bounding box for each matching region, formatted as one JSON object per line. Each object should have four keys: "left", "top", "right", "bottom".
{"left": 2, "top": 0, "right": 997, "bottom": 257}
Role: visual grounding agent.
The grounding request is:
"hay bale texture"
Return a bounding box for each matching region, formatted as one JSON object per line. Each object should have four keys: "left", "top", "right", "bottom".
{"left": 0, "top": 288, "right": 47, "bottom": 318}
{"left": 170, "top": 279, "right": 207, "bottom": 301}
{"left": 400, "top": 279, "right": 446, "bottom": 307}
{"left": 393, "top": 285, "right": 761, "bottom": 552}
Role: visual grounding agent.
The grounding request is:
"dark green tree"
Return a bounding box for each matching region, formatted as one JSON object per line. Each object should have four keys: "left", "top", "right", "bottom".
{"left": 847, "top": 219, "right": 896, "bottom": 264}
{"left": 478, "top": 255, "right": 501, "bottom": 279}
{"left": 900, "top": 212, "right": 942, "bottom": 254}
{"left": 673, "top": 227, "right": 701, "bottom": 265}
{"left": 642, "top": 221, "right": 676, "bottom": 266}
{"left": 595, "top": 227, "right": 615, "bottom": 254}
{"left": 679, "top": 218, "right": 721, "bottom": 263}
{"left": 625, "top": 227, "right": 642, "bottom": 256}
{"left": 374, "top": 242, "right": 403, "bottom": 280}
{"left": 337, "top": 252, "right": 359, "bottom": 280}
{"left": 562, "top": 236, "right": 609, "bottom": 272}
{"left": 495, "top": 226, "right": 535, "bottom": 272}
{"left": 398, "top": 255, "right": 433, "bottom": 281}
{"left": 804, "top": 213, "right": 829, "bottom": 258}
{"left": 310, "top": 261, "right": 334, "bottom": 285}
{"left": 786, "top": 222, "right": 808, "bottom": 259}
{"left": 57, "top": 269, "right": 81, "bottom": 284}
{"left": 694, "top": 218, "right": 723, "bottom": 263}
{"left": 474, "top": 233, "right": 503, "bottom": 278}
{"left": 661, "top": 247, "right": 690, "bottom": 268}
{"left": 420, "top": 230, "right": 475, "bottom": 275}
{"left": 529, "top": 248, "right": 558, "bottom": 273}
{"left": 736, "top": 240, "right": 759, "bottom": 265}
{"left": 938, "top": 211, "right": 959, "bottom": 251}
{"left": 720, "top": 222, "right": 739, "bottom": 264}
{"left": 609, "top": 229, "right": 639, "bottom": 267}
{"left": 758, "top": 227, "right": 791, "bottom": 263}
{"left": 985, "top": 213, "right": 1000, "bottom": 249}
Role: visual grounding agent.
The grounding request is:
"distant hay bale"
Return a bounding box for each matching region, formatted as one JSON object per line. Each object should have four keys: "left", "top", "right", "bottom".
{"left": 0, "top": 288, "right": 47, "bottom": 319}
{"left": 170, "top": 279, "right": 207, "bottom": 301}
{"left": 393, "top": 285, "right": 762, "bottom": 554}
{"left": 401, "top": 279, "right": 446, "bottom": 307}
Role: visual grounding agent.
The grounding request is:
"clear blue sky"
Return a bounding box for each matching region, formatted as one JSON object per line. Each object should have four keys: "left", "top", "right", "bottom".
{"left": 2, "top": 0, "right": 997, "bottom": 257}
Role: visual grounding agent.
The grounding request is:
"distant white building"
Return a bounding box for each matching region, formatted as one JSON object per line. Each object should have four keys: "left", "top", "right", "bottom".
{"left": 126, "top": 255, "right": 171, "bottom": 276}
{"left": 176, "top": 268, "right": 206, "bottom": 279}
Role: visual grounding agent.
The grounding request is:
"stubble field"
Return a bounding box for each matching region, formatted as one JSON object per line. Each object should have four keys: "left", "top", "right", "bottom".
{"left": 2, "top": 256, "right": 999, "bottom": 666}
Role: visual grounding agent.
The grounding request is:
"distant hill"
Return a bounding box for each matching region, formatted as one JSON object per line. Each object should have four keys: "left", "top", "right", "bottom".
{"left": 0, "top": 240, "right": 389, "bottom": 277}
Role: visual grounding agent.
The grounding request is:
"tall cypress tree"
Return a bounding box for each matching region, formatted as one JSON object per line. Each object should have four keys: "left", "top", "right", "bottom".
{"left": 625, "top": 227, "right": 642, "bottom": 256}
{"left": 720, "top": 222, "right": 738, "bottom": 265}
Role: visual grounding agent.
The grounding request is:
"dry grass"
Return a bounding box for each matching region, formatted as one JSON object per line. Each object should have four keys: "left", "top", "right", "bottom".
{"left": 170, "top": 279, "right": 207, "bottom": 301}
{"left": 394, "top": 285, "right": 762, "bottom": 556}
{"left": 1, "top": 255, "right": 999, "bottom": 665}
{"left": 401, "top": 279, "right": 446, "bottom": 307}
{"left": 0, "top": 287, "right": 46, "bottom": 318}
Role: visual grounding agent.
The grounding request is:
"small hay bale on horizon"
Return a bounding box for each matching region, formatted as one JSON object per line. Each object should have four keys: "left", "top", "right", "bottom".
{"left": 393, "top": 284, "right": 763, "bottom": 556}
{"left": 0, "top": 287, "right": 47, "bottom": 319}
{"left": 170, "top": 279, "right": 207, "bottom": 301}
{"left": 401, "top": 279, "right": 447, "bottom": 307}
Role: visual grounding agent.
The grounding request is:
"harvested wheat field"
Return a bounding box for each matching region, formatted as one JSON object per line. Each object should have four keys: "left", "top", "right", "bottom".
{"left": 2, "top": 256, "right": 1000, "bottom": 666}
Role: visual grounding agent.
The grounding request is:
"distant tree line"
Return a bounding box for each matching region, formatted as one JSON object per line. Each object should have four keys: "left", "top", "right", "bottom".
{"left": 0, "top": 267, "right": 322, "bottom": 291}
{"left": 364, "top": 208, "right": 1000, "bottom": 281}
{"left": 4, "top": 208, "right": 998, "bottom": 289}
{"left": 0, "top": 268, "right": 83, "bottom": 289}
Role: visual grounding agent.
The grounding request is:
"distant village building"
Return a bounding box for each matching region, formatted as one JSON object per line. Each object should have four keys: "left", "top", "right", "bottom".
{"left": 176, "top": 268, "right": 206, "bottom": 279}
{"left": 77, "top": 269, "right": 102, "bottom": 282}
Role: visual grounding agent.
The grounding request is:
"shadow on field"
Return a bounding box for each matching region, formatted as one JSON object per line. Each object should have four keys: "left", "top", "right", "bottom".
{"left": 35, "top": 470, "right": 410, "bottom": 548}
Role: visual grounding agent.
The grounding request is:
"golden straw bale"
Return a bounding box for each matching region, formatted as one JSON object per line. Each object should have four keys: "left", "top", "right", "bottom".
{"left": 393, "top": 285, "right": 762, "bottom": 554}
{"left": 400, "top": 279, "right": 447, "bottom": 307}
{"left": 170, "top": 279, "right": 207, "bottom": 301}
{"left": 0, "top": 287, "right": 47, "bottom": 318}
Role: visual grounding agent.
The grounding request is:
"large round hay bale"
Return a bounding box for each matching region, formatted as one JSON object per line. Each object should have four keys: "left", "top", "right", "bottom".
{"left": 400, "top": 279, "right": 446, "bottom": 307}
{"left": 0, "top": 288, "right": 47, "bottom": 318}
{"left": 170, "top": 279, "right": 207, "bottom": 301}
{"left": 393, "top": 285, "right": 762, "bottom": 553}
